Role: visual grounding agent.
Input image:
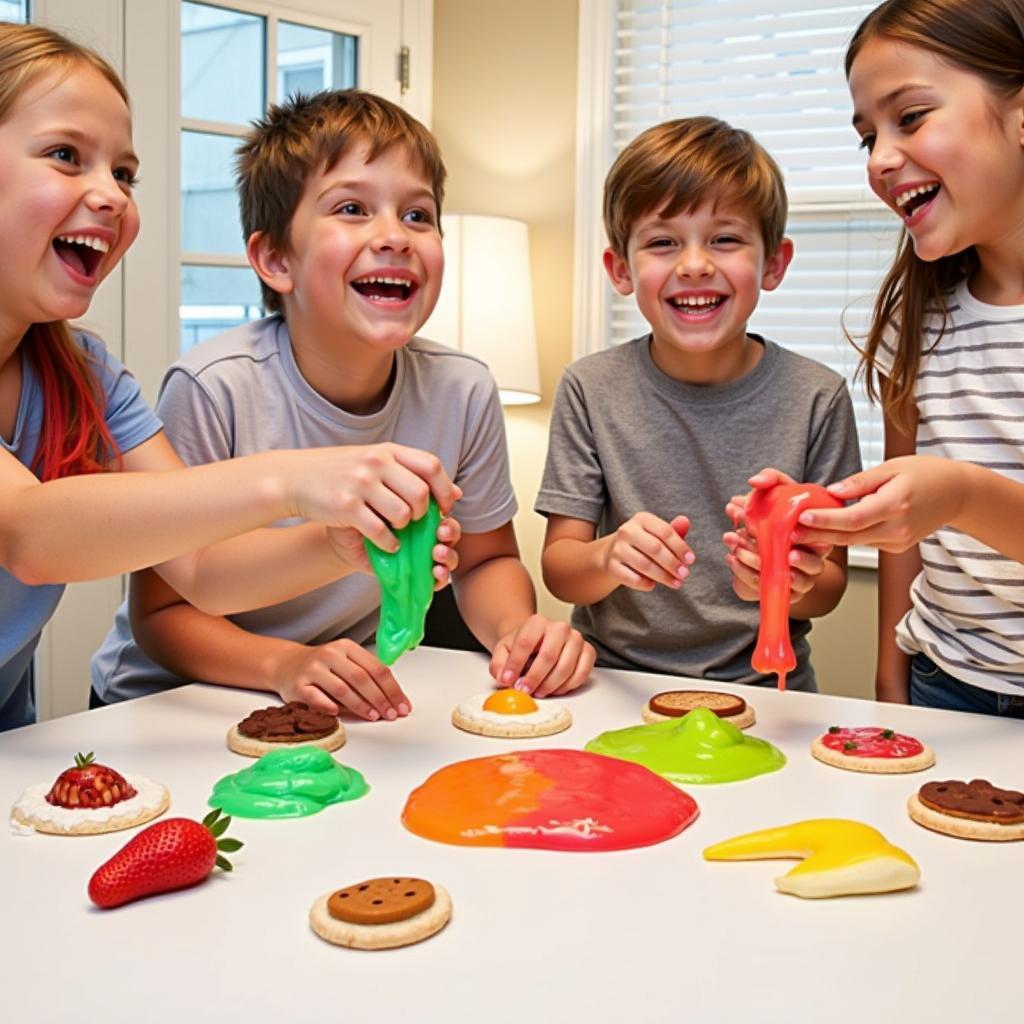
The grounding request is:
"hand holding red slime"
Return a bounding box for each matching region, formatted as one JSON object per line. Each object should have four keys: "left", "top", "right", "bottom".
{"left": 745, "top": 483, "right": 841, "bottom": 690}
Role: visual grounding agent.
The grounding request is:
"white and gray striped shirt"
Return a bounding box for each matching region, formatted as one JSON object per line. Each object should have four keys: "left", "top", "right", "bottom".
{"left": 878, "top": 278, "right": 1024, "bottom": 695}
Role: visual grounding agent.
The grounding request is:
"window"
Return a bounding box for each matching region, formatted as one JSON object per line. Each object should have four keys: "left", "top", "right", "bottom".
{"left": 0, "top": 1, "right": 27, "bottom": 21}
{"left": 178, "top": 2, "right": 358, "bottom": 353}
{"left": 576, "top": 1, "right": 896, "bottom": 564}
{"left": 123, "top": 0, "right": 414, "bottom": 402}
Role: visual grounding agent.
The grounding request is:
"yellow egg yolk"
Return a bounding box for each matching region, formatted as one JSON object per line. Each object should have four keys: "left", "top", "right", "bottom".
{"left": 482, "top": 690, "right": 539, "bottom": 716}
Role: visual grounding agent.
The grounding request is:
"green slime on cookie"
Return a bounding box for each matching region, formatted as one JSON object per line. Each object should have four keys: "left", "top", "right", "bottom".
{"left": 209, "top": 746, "right": 369, "bottom": 818}
{"left": 365, "top": 498, "right": 441, "bottom": 665}
{"left": 585, "top": 707, "right": 785, "bottom": 784}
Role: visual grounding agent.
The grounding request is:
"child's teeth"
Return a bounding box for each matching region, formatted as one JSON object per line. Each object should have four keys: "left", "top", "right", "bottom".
{"left": 896, "top": 184, "right": 938, "bottom": 209}
{"left": 57, "top": 234, "right": 110, "bottom": 253}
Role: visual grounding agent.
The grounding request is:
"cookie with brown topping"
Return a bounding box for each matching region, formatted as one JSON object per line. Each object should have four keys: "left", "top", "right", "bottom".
{"left": 310, "top": 877, "right": 452, "bottom": 949}
{"left": 226, "top": 701, "right": 345, "bottom": 758}
{"left": 642, "top": 689, "right": 756, "bottom": 729}
{"left": 908, "top": 778, "right": 1024, "bottom": 841}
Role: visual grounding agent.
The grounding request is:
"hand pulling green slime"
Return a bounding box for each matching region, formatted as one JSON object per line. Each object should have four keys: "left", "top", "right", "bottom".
{"left": 365, "top": 498, "right": 441, "bottom": 664}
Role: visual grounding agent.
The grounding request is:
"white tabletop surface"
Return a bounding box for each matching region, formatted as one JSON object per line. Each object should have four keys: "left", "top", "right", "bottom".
{"left": 2, "top": 646, "right": 1022, "bottom": 1023}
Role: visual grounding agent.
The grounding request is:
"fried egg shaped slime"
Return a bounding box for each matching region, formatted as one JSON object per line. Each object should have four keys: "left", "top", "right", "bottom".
{"left": 402, "top": 749, "right": 698, "bottom": 851}
{"left": 585, "top": 707, "right": 785, "bottom": 784}
{"left": 704, "top": 819, "right": 920, "bottom": 898}
{"left": 452, "top": 689, "right": 571, "bottom": 738}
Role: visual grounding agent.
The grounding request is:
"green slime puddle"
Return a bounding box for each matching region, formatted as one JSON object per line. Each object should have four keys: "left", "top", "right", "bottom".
{"left": 209, "top": 746, "right": 369, "bottom": 818}
{"left": 585, "top": 706, "right": 785, "bottom": 784}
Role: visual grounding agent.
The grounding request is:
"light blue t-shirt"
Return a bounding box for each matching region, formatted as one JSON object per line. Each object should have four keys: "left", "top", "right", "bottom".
{"left": 0, "top": 332, "right": 161, "bottom": 731}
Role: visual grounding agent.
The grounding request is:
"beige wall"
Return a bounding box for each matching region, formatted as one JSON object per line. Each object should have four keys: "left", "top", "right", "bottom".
{"left": 431, "top": 0, "right": 877, "bottom": 701}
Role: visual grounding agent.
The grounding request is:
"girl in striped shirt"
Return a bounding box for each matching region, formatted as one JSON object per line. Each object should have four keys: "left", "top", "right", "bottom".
{"left": 796, "top": 0, "right": 1024, "bottom": 717}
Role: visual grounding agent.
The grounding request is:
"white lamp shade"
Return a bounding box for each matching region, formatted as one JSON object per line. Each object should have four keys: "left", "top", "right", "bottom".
{"left": 420, "top": 214, "right": 542, "bottom": 404}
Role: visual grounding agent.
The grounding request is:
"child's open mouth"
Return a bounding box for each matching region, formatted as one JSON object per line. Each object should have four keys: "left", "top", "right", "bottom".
{"left": 669, "top": 294, "right": 725, "bottom": 316}
{"left": 53, "top": 234, "right": 108, "bottom": 281}
{"left": 896, "top": 183, "right": 940, "bottom": 224}
{"left": 351, "top": 274, "right": 417, "bottom": 303}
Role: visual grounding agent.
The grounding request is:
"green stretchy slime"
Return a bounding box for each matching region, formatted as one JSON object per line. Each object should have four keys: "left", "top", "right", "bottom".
{"left": 365, "top": 498, "right": 441, "bottom": 665}
{"left": 208, "top": 746, "right": 369, "bottom": 819}
{"left": 585, "top": 707, "right": 786, "bottom": 785}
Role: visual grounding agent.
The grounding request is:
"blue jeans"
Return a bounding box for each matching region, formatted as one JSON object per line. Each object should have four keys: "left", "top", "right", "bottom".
{"left": 910, "top": 652, "right": 1024, "bottom": 719}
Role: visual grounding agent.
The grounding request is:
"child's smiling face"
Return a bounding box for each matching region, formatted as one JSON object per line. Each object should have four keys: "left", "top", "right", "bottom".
{"left": 849, "top": 36, "right": 1024, "bottom": 265}
{"left": 264, "top": 142, "right": 443, "bottom": 357}
{"left": 0, "top": 61, "right": 139, "bottom": 341}
{"left": 604, "top": 198, "right": 790, "bottom": 383}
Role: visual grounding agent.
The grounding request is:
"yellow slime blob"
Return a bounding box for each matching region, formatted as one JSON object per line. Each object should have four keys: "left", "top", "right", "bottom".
{"left": 703, "top": 818, "right": 920, "bottom": 898}
{"left": 483, "top": 690, "right": 539, "bottom": 715}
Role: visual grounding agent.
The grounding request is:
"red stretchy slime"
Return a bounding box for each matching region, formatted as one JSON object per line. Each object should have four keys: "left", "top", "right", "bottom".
{"left": 746, "top": 482, "right": 842, "bottom": 690}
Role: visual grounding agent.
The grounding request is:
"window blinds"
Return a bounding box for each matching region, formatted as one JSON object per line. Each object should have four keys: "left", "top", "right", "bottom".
{"left": 607, "top": 0, "right": 894, "bottom": 490}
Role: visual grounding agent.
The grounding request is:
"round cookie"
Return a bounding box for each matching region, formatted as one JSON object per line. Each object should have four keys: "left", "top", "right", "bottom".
{"left": 11, "top": 775, "right": 170, "bottom": 836}
{"left": 811, "top": 726, "right": 935, "bottom": 774}
{"left": 310, "top": 879, "right": 452, "bottom": 950}
{"left": 452, "top": 691, "right": 571, "bottom": 738}
{"left": 642, "top": 689, "right": 756, "bottom": 729}
{"left": 908, "top": 779, "right": 1024, "bottom": 841}
{"left": 227, "top": 701, "right": 345, "bottom": 758}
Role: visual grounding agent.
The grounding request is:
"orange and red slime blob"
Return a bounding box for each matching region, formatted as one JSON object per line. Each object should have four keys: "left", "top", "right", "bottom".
{"left": 402, "top": 749, "right": 698, "bottom": 851}
{"left": 745, "top": 483, "right": 841, "bottom": 690}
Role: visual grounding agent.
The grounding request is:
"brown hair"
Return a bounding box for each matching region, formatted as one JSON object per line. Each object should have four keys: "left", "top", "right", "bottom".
{"left": 846, "top": 0, "right": 1024, "bottom": 431}
{"left": 603, "top": 116, "right": 788, "bottom": 259}
{"left": 0, "top": 23, "right": 129, "bottom": 479}
{"left": 236, "top": 89, "right": 446, "bottom": 313}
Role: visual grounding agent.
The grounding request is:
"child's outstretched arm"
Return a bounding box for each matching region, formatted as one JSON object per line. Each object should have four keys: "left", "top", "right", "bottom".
{"left": 0, "top": 433, "right": 460, "bottom": 611}
{"left": 451, "top": 522, "right": 595, "bottom": 697}
{"left": 129, "top": 516, "right": 461, "bottom": 720}
{"left": 723, "top": 468, "right": 848, "bottom": 619}
{"left": 542, "top": 512, "right": 694, "bottom": 606}
{"left": 796, "top": 455, "right": 1024, "bottom": 563}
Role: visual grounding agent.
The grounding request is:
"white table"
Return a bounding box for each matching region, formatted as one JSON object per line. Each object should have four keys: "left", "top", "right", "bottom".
{"left": 2, "top": 647, "right": 1021, "bottom": 1023}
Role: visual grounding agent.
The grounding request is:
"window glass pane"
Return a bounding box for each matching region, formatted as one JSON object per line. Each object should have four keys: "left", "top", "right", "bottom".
{"left": 180, "top": 266, "right": 263, "bottom": 354}
{"left": 181, "top": 130, "right": 244, "bottom": 256}
{"left": 278, "top": 21, "right": 358, "bottom": 100}
{"left": 181, "top": 1, "right": 264, "bottom": 124}
{"left": 0, "top": 1, "right": 27, "bottom": 22}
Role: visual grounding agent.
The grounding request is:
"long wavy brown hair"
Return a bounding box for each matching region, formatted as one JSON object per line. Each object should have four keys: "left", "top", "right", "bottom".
{"left": 845, "top": 0, "right": 1024, "bottom": 432}
{"left": 0, "top": 23, "right": 130, "bottom": 479}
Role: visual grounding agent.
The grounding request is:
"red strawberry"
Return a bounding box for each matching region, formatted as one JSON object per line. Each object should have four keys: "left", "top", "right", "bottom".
{"left": 88, "top": 808, "right": 242, "bottom": 909}
{"left": 45, "top": 752, "right": 137, "bottom": 809}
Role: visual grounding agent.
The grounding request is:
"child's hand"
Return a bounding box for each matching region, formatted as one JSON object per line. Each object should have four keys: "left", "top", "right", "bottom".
{"left": 724, "top": 467, "right": 796, "bottom": 528}
{"left": 722, "top": 525, "right": 833, "bottom": 604}
{"left": 603, "top": 512, "right": 694, "bottom": 591}
{"left": 326, "top": 514, "right": 461, "bottom": 588}
{"left": 285, "top": 442, "right": 463, "bottom": 552}
{"left": 794, "top": 456, "right": 965, "bottom": 553}
{"left": 271, "top": 638, "right": 411, "bottom": 721}
{"left": 490, "top": 614, "right": 596, "bottom": 698}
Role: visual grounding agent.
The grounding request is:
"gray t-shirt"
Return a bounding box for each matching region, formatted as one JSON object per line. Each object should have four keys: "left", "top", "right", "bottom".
{"left": 91, "top": 316, "right": 516, "bottom": 702}
{"left": 535, "top": 335, "right": 861, "bottom": 691}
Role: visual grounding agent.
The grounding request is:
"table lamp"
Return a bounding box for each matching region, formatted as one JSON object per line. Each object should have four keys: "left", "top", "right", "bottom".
{"left": 420, "top": 214, "right": 542, "bottom": 405}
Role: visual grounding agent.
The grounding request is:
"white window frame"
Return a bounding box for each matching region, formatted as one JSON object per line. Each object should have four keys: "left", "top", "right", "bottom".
{"left": 574, "top": 0, "right": 888, "bottom": 569}
{"left": 124, "top": 0, "right": 433, "bottom": 403}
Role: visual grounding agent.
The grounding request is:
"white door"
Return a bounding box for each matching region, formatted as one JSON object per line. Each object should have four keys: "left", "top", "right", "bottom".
{"left": 33, "top": 0, "right": 432, "bottom": 719}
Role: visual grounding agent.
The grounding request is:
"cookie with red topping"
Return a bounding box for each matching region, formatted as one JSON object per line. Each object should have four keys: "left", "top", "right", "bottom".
{"left": 10, "top": 752, "right": 169, "bottom": 836}
{"left": 908, "top": 779, "right": 1024, "bottom": 841}
{"left": 811, "top": 726, "right": 935, "bottom": 774}
{"left": 227, "top": 701, "right": 346, "bottom": 758}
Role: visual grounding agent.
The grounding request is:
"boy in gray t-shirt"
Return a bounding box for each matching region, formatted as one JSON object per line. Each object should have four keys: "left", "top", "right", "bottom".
{"left": 536, "top": 117, "right": 861, "bottom": 691}
{"left": 92, "top": 91, "right": 595, "bottom": 719}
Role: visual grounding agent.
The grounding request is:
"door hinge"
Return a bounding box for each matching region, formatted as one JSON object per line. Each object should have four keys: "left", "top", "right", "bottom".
{"left": 398, "top": 45, "right": 411, "bottom": 94}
